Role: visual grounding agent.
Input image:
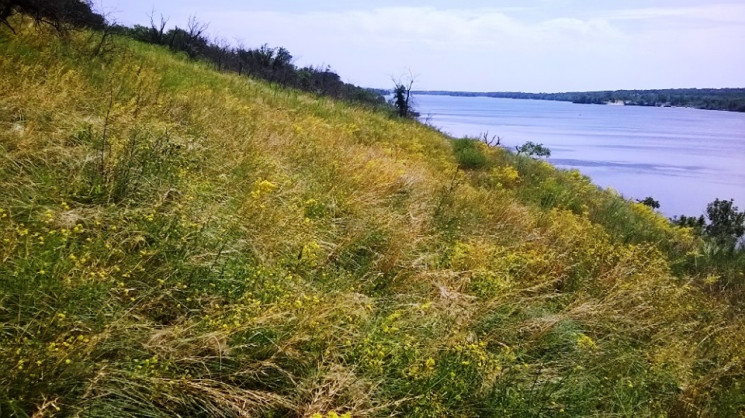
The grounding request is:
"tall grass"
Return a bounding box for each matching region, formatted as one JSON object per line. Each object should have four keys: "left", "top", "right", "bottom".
{"left": 1, "top": 18, "right": 743, "bottom": 416}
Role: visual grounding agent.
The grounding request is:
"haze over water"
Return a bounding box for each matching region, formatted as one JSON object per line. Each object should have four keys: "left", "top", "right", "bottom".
{"left": 414, "top": 94, "right": 745, "bottom": 217}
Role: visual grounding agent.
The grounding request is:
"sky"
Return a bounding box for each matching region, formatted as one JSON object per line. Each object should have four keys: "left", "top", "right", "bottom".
{"left": 95, "top": 1, "right": 745, "bottom": 92}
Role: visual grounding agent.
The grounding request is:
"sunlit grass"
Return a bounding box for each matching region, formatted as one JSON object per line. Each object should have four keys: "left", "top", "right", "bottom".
{"left": 1, "top": 17, "right": 743, "bottom": 416}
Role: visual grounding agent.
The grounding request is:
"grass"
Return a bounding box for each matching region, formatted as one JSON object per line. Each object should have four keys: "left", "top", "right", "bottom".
{"left": 1, "top": 17, "right": 744, "bottom": 416}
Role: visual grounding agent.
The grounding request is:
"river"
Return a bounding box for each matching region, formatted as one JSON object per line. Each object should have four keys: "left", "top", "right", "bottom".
{"left": 412, "top": 94, "right": 745, "bottom": 217}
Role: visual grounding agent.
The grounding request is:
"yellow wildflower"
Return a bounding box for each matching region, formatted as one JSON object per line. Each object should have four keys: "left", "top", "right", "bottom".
{"left": 250, "top": 179, "right": 277, "bottom": 199}
{"left": 576, "top": 333, "right": 597, "bottom": 351}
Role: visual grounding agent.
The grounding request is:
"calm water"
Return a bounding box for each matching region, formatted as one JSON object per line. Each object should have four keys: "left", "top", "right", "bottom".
{"left": 414, "top": 94, "right": 745, "bottom": 217}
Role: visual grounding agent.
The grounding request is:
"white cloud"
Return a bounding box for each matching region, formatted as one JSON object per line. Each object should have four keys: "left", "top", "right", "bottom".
{"left": 203, "top": 7, "right": 630, "bottom": 84}
{"left": 603, "top": 4, "right": 745, "bottom": 23}
{"left": 132, "top": 3, "right": 745, "bottom": 91}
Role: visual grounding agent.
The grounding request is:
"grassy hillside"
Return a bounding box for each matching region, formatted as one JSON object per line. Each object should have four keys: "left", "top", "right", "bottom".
{"left": 1, "top": 19, "right": 744, "bottom": 417}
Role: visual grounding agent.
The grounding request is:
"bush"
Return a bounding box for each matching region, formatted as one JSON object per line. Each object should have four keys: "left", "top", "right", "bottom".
{"left": 452, "top": 138, "right": 490, "bottom": 170}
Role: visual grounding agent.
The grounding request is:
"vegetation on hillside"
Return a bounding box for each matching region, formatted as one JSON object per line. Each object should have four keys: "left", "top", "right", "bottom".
{"left": 1, "top": 0, "right": 386, "bottom": 108}
{"left": 1, "top": 16, "right": 744, "bottom": 417}
{"left": 671, "top": 199, "right": 745, "bottom": 299}
{"left": 416, "top": 89, "right": 745, "bottom": 112}
{"left": 114, "top": 21, "right": 386, "bottom": 108}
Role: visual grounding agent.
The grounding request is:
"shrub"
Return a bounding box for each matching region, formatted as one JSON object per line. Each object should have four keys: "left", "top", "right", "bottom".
{"left": 452, "top": 138, "right": 490, "bottom": 170}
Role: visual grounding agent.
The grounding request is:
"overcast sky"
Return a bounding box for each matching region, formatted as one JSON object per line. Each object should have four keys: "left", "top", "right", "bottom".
{"left": 96, "top": 1, "right": 745, "bottom": 92}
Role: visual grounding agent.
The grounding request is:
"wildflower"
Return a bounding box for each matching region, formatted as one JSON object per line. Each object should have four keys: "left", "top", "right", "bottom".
{"left": 703, "top": 274, "right": 720, "bottom": 285}
{"left": 250, "top": 179, "right": 277, "bottom": 199}
{"left": 576, "top": 333, "right": 597, "bottom": 351}
{"left": 425, "top": 357, "right": 436, "bottom": 368}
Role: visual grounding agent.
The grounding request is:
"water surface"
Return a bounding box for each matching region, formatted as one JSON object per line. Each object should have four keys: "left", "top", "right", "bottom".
{"left": 414, "top": 94, "right": 745, "bottom": 217}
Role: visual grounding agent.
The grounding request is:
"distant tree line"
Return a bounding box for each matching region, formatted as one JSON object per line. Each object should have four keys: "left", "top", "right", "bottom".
{"left": 1, "top": 0, "right": 387, "bottom": 108}
{"left": 414, "top": 89, "right": 745, "bottom": 113}
{"left": 112, "top": 19, "right": 386, "bottom": 107}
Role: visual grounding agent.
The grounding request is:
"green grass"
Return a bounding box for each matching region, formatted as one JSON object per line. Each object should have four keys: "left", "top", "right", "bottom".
{"left": 1, "top": 17, "right": 744, "bottom": 417}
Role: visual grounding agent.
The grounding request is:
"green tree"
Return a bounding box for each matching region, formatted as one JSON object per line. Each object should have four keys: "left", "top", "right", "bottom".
{"left": 672, "top": 214, "right": 706, "bottom": 235}
{"left": 515, "top": 141, "right": 551, "bottom": 158}
{"left": 637, "top": 197, "right": 660, "bottom": 209}
{"left": 390, "top": 75, "right": 414, "bottom": 118}
{"left": 1, "top": 0, "right": 106, "bottom": 33}
{"left": 705, "top": 198, "right": 745, "bottom": 252}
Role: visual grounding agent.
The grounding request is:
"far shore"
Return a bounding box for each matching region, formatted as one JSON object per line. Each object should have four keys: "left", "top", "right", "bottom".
{"left": 405, "top": 88, "right": 745, "bottom": 113}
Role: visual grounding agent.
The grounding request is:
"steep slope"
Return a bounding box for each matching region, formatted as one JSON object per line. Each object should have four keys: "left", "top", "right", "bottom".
{"left": 1, "top": 20, "right": 743, "bottom": 417}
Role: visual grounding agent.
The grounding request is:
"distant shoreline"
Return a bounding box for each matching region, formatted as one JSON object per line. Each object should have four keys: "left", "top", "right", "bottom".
{"left": 405, "top": 88, "right": 745, "bottom": 113}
